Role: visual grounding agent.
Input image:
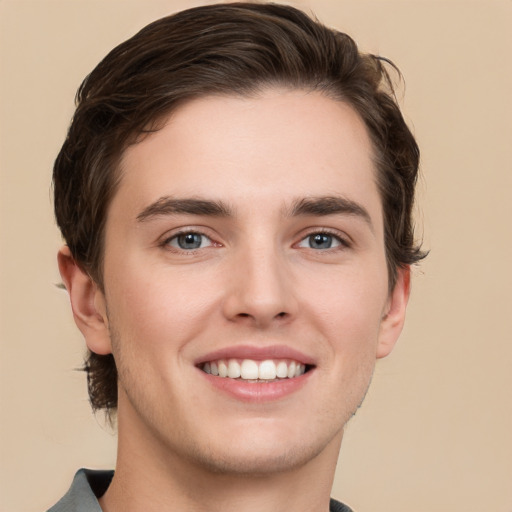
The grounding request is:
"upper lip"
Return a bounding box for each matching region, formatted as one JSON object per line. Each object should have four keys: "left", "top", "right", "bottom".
{"left": 195, "top": 344, "right": 316, "bottom": 366}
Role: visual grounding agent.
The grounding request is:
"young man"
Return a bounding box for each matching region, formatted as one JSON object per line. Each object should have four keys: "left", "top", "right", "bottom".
{"left": 50, "top": 3, "right": 425, "bottom": 511}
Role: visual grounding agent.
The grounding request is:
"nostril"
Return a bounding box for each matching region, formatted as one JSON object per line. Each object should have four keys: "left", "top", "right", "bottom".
{"left": 277, "top": 312, "right": 287, "bottom": 318}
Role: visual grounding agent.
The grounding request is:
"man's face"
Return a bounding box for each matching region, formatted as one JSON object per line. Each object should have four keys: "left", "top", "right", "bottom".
{"left": 92, "top": 89, "right": 408, "bottom": 474}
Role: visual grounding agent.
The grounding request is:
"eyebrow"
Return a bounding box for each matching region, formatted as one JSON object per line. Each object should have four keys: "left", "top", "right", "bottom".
{"left": 289, "top": 196, "right": 373, "bottom": 231}
{"left": 136, "top": 194, "right": 373, "bottom": 231}
{"left": 136, "top": 197, "right": 232, "bottom": 222}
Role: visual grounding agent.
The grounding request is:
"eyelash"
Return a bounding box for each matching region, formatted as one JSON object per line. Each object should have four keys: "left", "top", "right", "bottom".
{"left": 161, "top": 229, "right": 217, "bottom": 252}
{"left": 296, "top": 229, "right": 351, "bottom": 251}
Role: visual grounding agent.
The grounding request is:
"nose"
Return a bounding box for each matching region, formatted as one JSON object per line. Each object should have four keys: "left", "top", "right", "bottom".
{"left": 222, "top": 245, "right": 298, "bottom": 328}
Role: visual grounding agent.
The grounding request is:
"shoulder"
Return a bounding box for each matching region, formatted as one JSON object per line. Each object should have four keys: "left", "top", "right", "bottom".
{"left": 47, "top": 469, "right": 114, "bottom": 512}
{"left": 330, "top": 497, "right": 355, "bottom": 512}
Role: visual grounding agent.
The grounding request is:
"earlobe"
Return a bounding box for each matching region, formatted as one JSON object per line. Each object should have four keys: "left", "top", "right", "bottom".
{"left": 376, "top": 266, "right": 411, "bottom": 359}
{"left": 57, "top": 246, "right": 112, "bottom": 355}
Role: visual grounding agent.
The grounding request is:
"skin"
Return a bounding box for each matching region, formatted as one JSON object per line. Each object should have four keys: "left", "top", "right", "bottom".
{"left": 59, "top": 88, "right": 410, "bottom": 512}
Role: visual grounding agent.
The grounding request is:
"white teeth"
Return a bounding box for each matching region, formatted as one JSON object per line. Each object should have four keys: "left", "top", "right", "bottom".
{"left": 218, "top": 360, "right": 228, "bottom": 378}
{"left": 276, "top": 361, "right": 288, "bottom": 378}
{"left": 227, "top": 359, "right": 241, "bottom": 379}
{"left": 202, "top": 358, "right": 307, "bottom": 381}
{"left": 259, "top": 360, "right": 277, "bottom": 380}
{"left": 240, "top": 359, "right": 259, "bottom": 379}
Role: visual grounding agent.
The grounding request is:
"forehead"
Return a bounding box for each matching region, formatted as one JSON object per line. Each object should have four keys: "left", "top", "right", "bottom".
{"left": 113, "top": 88, "right": 381, "bottom": 223}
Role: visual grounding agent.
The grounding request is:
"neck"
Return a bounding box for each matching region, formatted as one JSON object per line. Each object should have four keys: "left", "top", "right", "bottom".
{"left": 99, "top": 409, "right": 342, "bottom": 512}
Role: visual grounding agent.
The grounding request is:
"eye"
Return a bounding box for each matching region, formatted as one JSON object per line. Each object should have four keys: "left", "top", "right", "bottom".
{"left": 297, "top": 232, "right": 344, "bottom": 250}
{"left": 166, "top": 232, "right": 213, "bottom": 250}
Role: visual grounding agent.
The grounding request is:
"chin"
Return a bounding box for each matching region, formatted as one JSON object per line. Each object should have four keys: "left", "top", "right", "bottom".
{"left": 187, "top": 443, "right": 322, "bottom": 476}
{"left": 178, "top": 420, "right": 344, "bottom": 477}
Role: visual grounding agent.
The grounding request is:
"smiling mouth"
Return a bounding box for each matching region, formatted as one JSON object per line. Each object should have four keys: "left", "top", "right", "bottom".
{"left": 200, "top": 359, "right": 311, "bottom": 381}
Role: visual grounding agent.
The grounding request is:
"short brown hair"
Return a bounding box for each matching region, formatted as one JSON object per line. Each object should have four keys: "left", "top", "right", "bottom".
{"left": 53, "top": 2, "right": 426, "bottom": 413}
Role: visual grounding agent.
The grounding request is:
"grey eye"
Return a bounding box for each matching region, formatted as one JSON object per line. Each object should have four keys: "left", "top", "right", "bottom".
{"left": 169, "top": 232, "right": 211, "bottom": 250}
{"left": 297, "top": 233, "right": 343, "bottom": 250}
{"left": 309, "top": 233, "right": 334, "bottom": 249}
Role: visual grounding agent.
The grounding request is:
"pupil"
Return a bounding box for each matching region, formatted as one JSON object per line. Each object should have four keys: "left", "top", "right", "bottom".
{"left": 310, "top": 234, "right": 331, "bottom": 249}
{"left": 178, "top": 233, "right": 201, "bottom": 249}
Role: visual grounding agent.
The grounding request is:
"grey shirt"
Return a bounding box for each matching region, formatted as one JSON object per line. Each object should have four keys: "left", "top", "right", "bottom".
{"left": 47, "top": 470, "right": 111, "bottom": 512}
{"left": 48, "top": 468, "right": 354, "bottom": 512}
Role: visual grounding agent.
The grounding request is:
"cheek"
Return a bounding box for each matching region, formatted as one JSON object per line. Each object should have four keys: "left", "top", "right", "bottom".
{"left": 305, "top": 262, "right": 388, "bottom": 339}
{"left": 105, "top": 258, "right": 226, "bottom": 357}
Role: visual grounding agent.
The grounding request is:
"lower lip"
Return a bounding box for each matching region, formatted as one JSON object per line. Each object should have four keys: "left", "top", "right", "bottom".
{"left": 200, "top": 369, "right": 312, "bottom": 403}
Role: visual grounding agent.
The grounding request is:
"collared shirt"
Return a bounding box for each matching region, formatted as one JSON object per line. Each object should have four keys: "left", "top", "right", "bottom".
{"left": 47, "top": 468, "right": 354, "bottom": 512}
{"left": 47, "top": 469, "right": 111, "bottom": 512}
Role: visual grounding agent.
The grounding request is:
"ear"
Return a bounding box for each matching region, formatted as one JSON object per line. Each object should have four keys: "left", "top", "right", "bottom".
{"left": 376, "top": 266, "right": 411, "bottom": 359}
{"left": 57, "top": 246, "right": 112, "bottom": 355}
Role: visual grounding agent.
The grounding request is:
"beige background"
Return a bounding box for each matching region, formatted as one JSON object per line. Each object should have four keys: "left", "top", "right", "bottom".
{"left": 1, "top": 1, "right": 511, "bottom": 511}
